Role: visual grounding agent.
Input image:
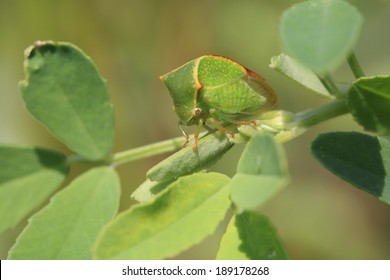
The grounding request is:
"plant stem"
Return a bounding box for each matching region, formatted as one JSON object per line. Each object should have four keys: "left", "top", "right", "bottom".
{"left": 113, "top": 100, "right": 349, "bottom": 166}
{"left": 111, "top": 136, "right": 184, "bottom": 166}
{"left": 293, "top": 99, "right": 349, "bottom": 128}
{"left": 347, "top": 52, "right": 365, "bottom": 79}
{"left": 317, "top": 74, "right": 343, "bottom": 98}
{"left": 70, "top": 101, "right": 349, "bottom": 167}
{"left": 240, "top": 100, "right": 349, "bottom": 143}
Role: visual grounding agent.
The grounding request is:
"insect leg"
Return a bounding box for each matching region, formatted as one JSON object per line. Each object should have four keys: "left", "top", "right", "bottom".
{"left": 178, "top": 122, "right": 190, "bottom": 148}
{"left": 208, "top": 109, "right": 235, "bottom": 137}
{"left": 234, "top": 120, "right": 256, "bottom": 126}
{"left": 193, "top": 123, "right": 201, "bottom": 151}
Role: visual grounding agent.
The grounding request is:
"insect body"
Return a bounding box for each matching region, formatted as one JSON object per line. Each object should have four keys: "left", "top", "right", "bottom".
{"left": 160, "top": 55, "right": 277, "bottom": 148}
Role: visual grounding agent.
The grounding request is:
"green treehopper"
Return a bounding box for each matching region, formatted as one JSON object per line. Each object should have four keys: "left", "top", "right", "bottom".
{"left": 160, "top": 55, "right": 278, "bottom": 148}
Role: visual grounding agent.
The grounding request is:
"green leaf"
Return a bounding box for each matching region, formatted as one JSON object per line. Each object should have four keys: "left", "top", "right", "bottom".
{"left": 270, "top": 53, "right": 331, "bottom": 98}
{"left": 147, "top": 132, "right": 233, "bottom": 182}
{"left": 94, "top": 172, "right": 230, "bottom": 259}
{"left": 231, "top": 134, "right": 289, "bottom": 210}
{"left": 347, "top": 76, "right": 390, "bottom": 135}
{"left": 0, "top": 146, "right": 68, "bottom": 235}
{"left": 8, "top": 167, "right": 120, "bottom": 259}
{"left": 217, "top": 212, "right": 288, "bottom": 260}
{"left": 231, "top": 175, "right": 287, "bottom": 210}
{"left": 20, "top": 41, "right": 115, "bottom": 161}
{"left": 216, "top": 216, "right": 248, "bottom": 260}
{"left": 236, "top": 211, "right": 288, "bottom": 260}
{"left": 311, "top": 132, "right": 390, "bottom": 204}
{"left": 280, "top": 0, "right": 363, "bottom": 73}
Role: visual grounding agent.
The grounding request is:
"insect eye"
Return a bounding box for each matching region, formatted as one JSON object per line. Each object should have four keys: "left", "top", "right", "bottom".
{"left": 192, "top": 108, "right": 202, "bottom": 116}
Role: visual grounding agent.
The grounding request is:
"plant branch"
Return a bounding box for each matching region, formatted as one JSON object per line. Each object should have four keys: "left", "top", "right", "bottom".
{"left": 293, "top": 99, "right": 349, "bottom": 128}
{"left": 347, "top": 51, "right": 365, "bottom": 79}
{"left": 70, "top": 100, "right": 350, "bottom": 167}
{"left": 67, "top": 136, "right": 184, "bottom": 166}
{"left": 111, "top": 136, "right": 185, "bottom": 166}
{"left": 317, "top": 74, "right": 343, "bottom": 98}
{"left": 238, "top": 100, "right": 349, "bottom": 144}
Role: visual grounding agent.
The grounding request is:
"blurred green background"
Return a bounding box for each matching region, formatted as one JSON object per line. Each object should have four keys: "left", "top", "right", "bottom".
{"left": 0, "top": 0, "right": 389, "bottom": 259}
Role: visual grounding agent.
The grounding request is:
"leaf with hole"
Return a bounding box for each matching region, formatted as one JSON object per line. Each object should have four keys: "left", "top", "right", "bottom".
{"left": 20, "top": 41, "right": 115, "bottom": 160}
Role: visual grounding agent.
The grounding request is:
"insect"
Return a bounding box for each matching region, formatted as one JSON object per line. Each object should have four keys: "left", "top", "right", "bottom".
{"left": 160, "top": 55, "right": 277, "bottom": 149}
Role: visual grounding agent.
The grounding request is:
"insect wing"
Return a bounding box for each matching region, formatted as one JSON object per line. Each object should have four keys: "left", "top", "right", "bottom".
{"left": 198, "top": 56, "right": 277, "bottom": 115}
